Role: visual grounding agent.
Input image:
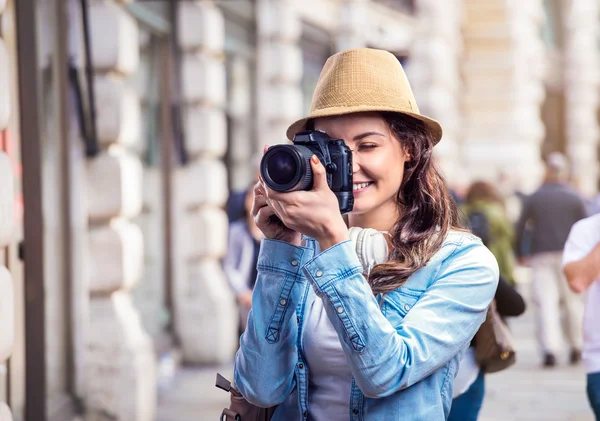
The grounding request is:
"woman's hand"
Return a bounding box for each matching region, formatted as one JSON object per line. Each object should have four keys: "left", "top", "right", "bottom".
{"left": 252, "top": 180, "right": 303, "bottom": 246}
{"left": 263, "top": 155, "right": 349, "bottom": 251}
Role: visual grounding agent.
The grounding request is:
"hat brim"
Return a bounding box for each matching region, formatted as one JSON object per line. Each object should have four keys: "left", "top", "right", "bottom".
{"left": 286, "top": 105, "right": 443, "bottom": 145}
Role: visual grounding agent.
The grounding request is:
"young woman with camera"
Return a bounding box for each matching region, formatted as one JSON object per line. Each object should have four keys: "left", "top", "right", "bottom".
{"left": 233, "top": 48, "right": 499, "bottom": 420}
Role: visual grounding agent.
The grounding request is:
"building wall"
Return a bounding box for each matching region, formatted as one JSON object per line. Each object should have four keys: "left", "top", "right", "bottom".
{"left": 173, "top": 0, "right": 238, "bottom": 363}
{"left": 83, "top": 1, "right": 156, "bottom": 420}
{"left": 563, "top": 0, "right": 600, "bottom": 196}
{"left": 0, "top": 2, "right": 16, "bottom": 420}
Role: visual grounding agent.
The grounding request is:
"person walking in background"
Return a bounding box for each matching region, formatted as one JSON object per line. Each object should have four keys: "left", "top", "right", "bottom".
{"left": 223, "top": 182, "right": 264, "bottom": 334}
{"left": 563, "top": 213, "right": 600, "bottom": 420}
{"left": 463, "top": 181, "right": 517, "bottom": 285}
{"left": 449, "top": 180, "right": 525, "bottom": 421}
{"left": 515, "top": 152, "right": 588, "bottom": 367}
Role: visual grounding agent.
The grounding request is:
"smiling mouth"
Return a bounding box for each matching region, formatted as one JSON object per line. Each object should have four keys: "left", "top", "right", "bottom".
{"left": 353, "top": 182, "right": 373, "bottom": 192}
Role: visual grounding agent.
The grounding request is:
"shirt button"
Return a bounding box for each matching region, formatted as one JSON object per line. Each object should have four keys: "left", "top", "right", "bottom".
{"left": 280, "top": 298, "right": 287, "bottom": 306}
{"left": 298, "top": 363, "right": 304, "bottom": 369}
{"left": 315, "top": 269, "right": 323, "bottom": 277}
{"left": 296, "top": 316, "right": 300, "bottom": 323}
{"left": 303, "top": 411, "right": 307, "bottom": 418}
{"left": 336, "top": 306, "right": 344, "bottom": 314}
{"left": 291, "top": 259, "right": 298, "bottom": 267}
{"left": 353, "top": 409, "right": 359, "bottom": 415}
{"left": 404, "top": 304, "right": 411, "bottom": 311}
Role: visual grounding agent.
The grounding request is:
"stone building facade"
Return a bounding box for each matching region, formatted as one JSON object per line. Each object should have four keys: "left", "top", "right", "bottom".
{"left": 0, "top": 2, "right": 16, "bottom": 421}
{"left": 0, "top": 1, "right": 598, "bottom": 421}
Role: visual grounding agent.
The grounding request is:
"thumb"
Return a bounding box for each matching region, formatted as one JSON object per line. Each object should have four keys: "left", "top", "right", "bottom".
{"left": 310, "top": 155, "right": 328, "bottom": 191}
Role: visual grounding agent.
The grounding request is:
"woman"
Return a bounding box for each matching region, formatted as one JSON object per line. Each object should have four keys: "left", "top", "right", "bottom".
{"left": 462, "top": 180, "right": 517, "bottom": 285}
{"left": 234, "top": 48, "right": 499, "bottom": 420}
{"left": 223, "top": 182, "right": 264, "bottom": 334}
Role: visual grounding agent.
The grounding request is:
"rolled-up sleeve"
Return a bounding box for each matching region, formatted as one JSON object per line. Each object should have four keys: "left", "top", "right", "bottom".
{"left": 302, "top": 238, "right": 499, "bottom": 399}
{"left": 234, "top": 239, "right": 314, "bottom": 407}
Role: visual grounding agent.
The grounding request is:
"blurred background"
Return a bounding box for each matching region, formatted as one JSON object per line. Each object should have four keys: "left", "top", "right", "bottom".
{"left": 0, "top": 0, "right": 598, "bottom": 420}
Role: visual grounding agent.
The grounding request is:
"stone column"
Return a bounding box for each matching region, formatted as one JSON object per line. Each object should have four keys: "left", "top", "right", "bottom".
{"left": 460, "top": 0, "right": 547, "bottom": 193}
{"left": 256, "top": 0, "right": 303, "bottom": 146}
{"left": 336, "top": 0, "right": 367, "bottom": 52}
{"left": 563, "top": 0, "right": 600, "bottom": 196}
{"left": 406, "top": 0, "right": 462, "bottom": 183}
{"left": 174, "top": 0, "right": 237, "bottom": 363}
{"left": 83, "top": 2, "right": 156, "bottom": 420}
{"left": 0, "top": 7, "right": 15, "bottom": 419}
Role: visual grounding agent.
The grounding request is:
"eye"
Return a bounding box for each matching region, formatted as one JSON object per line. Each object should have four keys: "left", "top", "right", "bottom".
{"left": 358, "top": 143, "right": 378, "bottom": 150}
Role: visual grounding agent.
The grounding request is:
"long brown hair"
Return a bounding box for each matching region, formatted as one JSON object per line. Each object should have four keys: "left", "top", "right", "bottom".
{"left": 368, "top": 112, "right": 463, "bottom": 294}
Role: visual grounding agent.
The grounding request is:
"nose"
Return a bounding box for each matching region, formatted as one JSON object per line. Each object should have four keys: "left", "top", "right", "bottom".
{"left": 352, "top": 153, "right": 361, "bottom": 174}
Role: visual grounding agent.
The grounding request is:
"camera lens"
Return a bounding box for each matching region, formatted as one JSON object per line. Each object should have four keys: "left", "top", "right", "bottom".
{"left": 260, "top": 144, "right": 314, "bottom": 192}
{"left": 267, "top": 150, "right": 297, "bottom": 185}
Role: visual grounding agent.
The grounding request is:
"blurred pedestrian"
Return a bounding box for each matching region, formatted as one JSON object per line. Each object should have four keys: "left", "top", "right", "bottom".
{"left": 234, "top": 48, "right": 499, "bottom": 420}
{"left": 449, "top": 276, "right": 525, "bottom": 421}
{"left": 223, "top": 182, "right": 264, "bottom": 334}
{"left": 463, "top": 181, "right": 517, "bottom": 285}
{"left": 563, "top": 213, "right": 600, "bottom": 420}
{"left": 515, "top": 152, "right": 588, "bottom": 367}
{"left": 586, "top": 179, "right": 600, "bottom": 215}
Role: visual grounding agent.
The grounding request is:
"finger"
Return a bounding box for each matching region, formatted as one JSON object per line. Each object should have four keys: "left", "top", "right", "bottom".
{"left": 263, "top": 144, "right": 269, "bottom": 154}
{"left": 255, "top": 201, "right": 277, "bottom": 222}
{"left": 251, "top": 191, "right": 268, "bottom": 213}
{"left": 254, "top": 180, "right": 265, "bottom": 198}
{"left": 264, "top": 186, "right": 303, "bottom": 207}
{"left": 310, "top": 155, "right": 328, "bottom": 191}
{"left": 270, "top": 200, "right": 287, "bottom": 222}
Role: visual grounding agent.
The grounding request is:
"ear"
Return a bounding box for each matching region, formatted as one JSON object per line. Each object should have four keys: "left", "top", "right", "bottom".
{"left": 403, "top": 146, "right": 411, "bottom": 162}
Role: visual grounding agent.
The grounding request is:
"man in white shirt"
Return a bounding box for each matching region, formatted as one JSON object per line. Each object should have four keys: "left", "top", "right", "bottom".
{"left": 563, "top": 214, "right": 600, "bottom": 419}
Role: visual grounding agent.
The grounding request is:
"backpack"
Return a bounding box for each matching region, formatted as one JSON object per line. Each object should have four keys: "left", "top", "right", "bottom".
{"left": 468, "top": 210, "right": 490, "bottom": 246}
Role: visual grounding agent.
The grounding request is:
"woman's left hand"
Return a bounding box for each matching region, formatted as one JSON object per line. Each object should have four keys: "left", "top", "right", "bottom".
{"left": 262, "top": 155, "right": 349, "bottom": 251}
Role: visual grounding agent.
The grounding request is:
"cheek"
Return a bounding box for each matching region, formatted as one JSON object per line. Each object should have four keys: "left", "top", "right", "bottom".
{"left": 364, "top": 150, "right": 405, "bottom": 188}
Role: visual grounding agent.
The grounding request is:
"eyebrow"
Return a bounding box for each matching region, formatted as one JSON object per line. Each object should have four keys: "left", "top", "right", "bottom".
{"left": 352, "top": 131, "right": 385, "bottom": 141}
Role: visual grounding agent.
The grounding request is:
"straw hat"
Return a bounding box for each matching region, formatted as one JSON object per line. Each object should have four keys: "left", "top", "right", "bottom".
{"left": 286, "top": 48, "right": 443, "bottom": 144}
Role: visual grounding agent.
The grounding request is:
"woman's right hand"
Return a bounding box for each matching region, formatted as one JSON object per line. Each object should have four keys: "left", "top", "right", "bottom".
{"left": 252, "top": 180, "right": 302, "bottom": 246}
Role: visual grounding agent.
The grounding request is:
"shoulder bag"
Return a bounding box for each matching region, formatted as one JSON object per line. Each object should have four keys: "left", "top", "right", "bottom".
{"left": 474, "top": 300, "right": 516, "bottom": 373}
{"left": 216, "top": 373, "right": 277, "bottom": 421}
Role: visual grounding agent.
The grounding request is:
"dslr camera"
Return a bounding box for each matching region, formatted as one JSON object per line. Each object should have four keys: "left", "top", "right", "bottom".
{"left": 260, "top": 130, "right": 354, "bottom": 214}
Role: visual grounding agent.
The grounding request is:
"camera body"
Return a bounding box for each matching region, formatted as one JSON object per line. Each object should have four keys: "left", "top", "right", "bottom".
{"left": 260, "top": 130, "right": 354, "bottom": 214}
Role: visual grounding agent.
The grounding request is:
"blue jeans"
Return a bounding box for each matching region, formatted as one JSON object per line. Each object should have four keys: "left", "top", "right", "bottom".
{"left": 448, "top": 370, "right": 486, "bottom": 421}
{"left": 589, "top": 372, "right": 600, "bottom": 420}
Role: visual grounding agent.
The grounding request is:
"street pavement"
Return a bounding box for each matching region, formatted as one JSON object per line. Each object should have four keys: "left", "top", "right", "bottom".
{"left": 157, "top": 279, "right": 594, "bottom": 421}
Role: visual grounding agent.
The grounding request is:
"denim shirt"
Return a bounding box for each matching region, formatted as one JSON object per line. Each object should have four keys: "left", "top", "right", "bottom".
{"left": 234, "top": 230, "right": 499, "bottom": 421}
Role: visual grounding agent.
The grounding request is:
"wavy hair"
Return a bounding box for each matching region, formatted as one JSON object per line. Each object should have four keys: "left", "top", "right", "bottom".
{"left": 368, "top": 112, "right": 463, "bottom": 294}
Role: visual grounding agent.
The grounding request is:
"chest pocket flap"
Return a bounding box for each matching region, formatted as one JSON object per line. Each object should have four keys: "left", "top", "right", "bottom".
{"left": 382, "top": 288, "right": 424, "bottom": 324}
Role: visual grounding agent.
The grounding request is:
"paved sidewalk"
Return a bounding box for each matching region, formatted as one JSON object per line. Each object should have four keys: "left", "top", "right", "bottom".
{"left": 158, "top": 282, "right": 594, "bottom": 421}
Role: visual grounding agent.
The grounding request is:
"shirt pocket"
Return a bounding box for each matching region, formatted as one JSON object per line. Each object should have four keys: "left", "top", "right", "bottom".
{"left": 382, "top": 288, "right": 424, "bottom": 325}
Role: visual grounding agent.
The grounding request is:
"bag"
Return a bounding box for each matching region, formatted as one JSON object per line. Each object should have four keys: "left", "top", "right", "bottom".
{"left": 467, "top": 210, "right": 491, "bottom": 246}
{"left": 474, "top": 300, "right": 516, "bottom": 373}
{"left": 216, "top": 373, "right": 277, "bottom": 421}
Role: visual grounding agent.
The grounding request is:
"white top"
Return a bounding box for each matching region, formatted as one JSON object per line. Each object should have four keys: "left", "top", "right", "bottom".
{"left": 453, "top": 347, "right": 479, "bottom": 398}
{"left": 563, "top": 214, "right": 600, "bottom": 374}
{"left": 303, "top": 294, "right": 353, "bottom": 420}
